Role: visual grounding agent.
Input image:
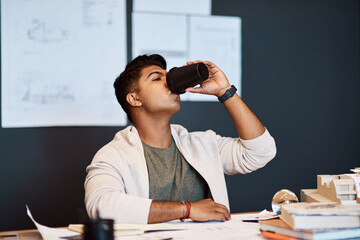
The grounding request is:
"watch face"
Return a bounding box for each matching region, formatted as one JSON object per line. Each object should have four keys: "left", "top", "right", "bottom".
{"left": 225, "top": 91, "right": 232, "bottom": 98}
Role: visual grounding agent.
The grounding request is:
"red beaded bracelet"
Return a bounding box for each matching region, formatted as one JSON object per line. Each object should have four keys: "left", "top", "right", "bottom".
{"left": 180, "top": 201, "right": 191, "bottom": 222}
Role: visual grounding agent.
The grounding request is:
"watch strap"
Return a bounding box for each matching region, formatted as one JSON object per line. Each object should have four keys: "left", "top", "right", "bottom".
{"left": 218, "top": 85, "right": 237, "bottom": 103}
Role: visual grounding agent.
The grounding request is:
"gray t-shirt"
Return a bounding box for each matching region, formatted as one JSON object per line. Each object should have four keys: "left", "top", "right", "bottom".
{"left": 142, "top": 138, "right": 211, "bottom": 202}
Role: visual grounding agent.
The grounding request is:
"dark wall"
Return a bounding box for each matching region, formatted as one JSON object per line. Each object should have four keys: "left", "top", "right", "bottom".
{"left": 1, "top": 0, "right": 359, "bottom": 231}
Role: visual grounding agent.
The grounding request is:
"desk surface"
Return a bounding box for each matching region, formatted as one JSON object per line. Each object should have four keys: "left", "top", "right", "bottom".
{"left": 0, "top": 213, "right": 264, "bottom": 240}
{"left": 0, "top": 228, "right": 43, "bottom": 240}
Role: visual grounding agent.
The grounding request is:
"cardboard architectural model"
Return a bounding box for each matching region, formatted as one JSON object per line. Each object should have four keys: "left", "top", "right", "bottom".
{"left": 301, "top": 168, "right": 360, "bottom": 205}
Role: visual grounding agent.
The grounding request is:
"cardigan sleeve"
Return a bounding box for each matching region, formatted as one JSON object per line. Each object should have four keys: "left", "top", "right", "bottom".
{"left": 216, "top": 128, "right": 277, "bottom": 175}
{"left": 84, "top": 146, "right": 152, "bottom": 224}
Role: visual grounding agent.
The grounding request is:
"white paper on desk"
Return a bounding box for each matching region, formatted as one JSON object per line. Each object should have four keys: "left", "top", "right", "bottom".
{"left": 241, "top": 209, "right": 279, "bottom": 222}
{"left": 68, "top": 222, "right": 187, "bottom": 236}
{"left": 133, "top": 0, "right": 211, "bottom": 15}
{"left": 26, "top": 206, "right": 80, "bottom": 240}
{"left": 119, "top": 214, "right": 263, "bottom": 240}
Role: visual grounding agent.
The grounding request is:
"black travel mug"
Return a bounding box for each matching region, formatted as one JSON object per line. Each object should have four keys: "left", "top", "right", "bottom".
{"left": 166, "top": 62, "right": 209, "bottom": 94}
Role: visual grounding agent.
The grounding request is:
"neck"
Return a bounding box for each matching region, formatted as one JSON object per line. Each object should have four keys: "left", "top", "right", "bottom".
{"left": 133, "top": 114, "right": 172, "bottom": 148}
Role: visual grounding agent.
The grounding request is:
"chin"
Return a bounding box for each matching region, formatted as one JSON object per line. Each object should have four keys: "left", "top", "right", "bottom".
{"left": 171, "top": 102, "right": 181, "bottom": 114}
{"left": 175, "top": 105, "right": 181, "bottom": 113}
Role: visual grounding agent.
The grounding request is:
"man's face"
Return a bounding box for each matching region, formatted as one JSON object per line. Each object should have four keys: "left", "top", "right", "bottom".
{"left": 135, "top": 65, "right": 181, "bottom": 116}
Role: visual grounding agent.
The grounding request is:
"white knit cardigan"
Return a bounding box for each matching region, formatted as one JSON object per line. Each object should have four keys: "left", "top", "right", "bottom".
{"left": 85, "top": 124, "right": 276, "bottom": 224}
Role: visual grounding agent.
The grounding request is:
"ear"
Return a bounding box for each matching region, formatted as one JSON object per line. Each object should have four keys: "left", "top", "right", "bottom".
{"left": 126, "top": 92, "right": 142, "bottom": 107}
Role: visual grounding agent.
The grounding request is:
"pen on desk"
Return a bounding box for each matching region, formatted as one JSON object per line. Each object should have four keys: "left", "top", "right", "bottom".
{"left": 242, "top": 219, "right": 259, "bottom": 222}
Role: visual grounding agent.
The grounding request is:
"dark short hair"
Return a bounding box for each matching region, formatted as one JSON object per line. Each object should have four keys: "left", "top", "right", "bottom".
{"left": 114, "top": 54, "right": 167, "bottom": 123}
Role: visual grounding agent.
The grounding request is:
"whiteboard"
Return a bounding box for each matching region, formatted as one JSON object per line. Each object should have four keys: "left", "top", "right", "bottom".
{"left": 1, "top": 0, "right": 127, "bottom": 127}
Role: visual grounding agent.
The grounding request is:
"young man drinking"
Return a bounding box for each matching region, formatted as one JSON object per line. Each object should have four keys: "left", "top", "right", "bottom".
{"left": 84, "top": 54, "right": 276, "bottom": 224}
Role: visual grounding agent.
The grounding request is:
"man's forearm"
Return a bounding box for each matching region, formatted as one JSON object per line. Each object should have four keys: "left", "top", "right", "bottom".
{"left": 148, "top": 200, "right": 184, "bottom": 223}
{"left": 148, "top": 199, "right": 231, "bottom": 223}
{"left": 184, "top": 60, "right": 265, "bottom": 140}
{"left": 221, "top": 92, "right": 265, "bottom": 140}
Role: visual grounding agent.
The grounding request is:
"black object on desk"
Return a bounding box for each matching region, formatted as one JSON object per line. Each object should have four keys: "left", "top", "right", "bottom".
{"left": 84, "top": 211, "right": 114, "bottom": 240}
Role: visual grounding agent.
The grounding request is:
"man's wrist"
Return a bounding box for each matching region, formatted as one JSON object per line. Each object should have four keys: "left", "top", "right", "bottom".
{"left": 180, "top": 201, "right": 191, "bottom": 221}
{"left": 216, "top": 85, "right": 232, "bottom": 98}
{"left": 218, "top": 85, "right": 237, "bottom": 103}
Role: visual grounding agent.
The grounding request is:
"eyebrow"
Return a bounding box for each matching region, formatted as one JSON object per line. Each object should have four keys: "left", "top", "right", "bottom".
{"left": 147, "top": 71, "right": 164, "bottom": 79}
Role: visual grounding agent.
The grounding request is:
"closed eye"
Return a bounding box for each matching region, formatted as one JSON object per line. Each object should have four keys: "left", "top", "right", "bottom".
{"left": 148, "top": 71, "right": 164, "bottom": 81}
